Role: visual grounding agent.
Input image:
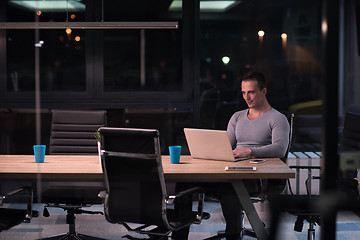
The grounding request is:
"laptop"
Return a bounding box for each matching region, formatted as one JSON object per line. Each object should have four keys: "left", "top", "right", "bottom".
{"left": 184, "top": 128, "right": 250, "bottom": 162}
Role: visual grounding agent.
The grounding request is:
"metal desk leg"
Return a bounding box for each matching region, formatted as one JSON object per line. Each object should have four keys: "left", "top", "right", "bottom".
{"left": 232, "top": 180, "right": 268, "bottom": 240}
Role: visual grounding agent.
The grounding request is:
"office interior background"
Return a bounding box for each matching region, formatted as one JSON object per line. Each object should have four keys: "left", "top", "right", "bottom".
{"left": 0, "top": 1, "right": 359, "bottom": 160}
{"left": 1, "top": 0, "right": 359, "bottom": 156}
{"left": 0, "top": 0, "right": 360, "bottom": 239}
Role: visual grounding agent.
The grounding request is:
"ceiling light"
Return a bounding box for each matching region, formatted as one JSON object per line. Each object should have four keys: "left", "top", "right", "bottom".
{"left": 9, "top": 0, "right": 85, "bottom": 12}
{"left": 258, "top": 30, "right": 265, "bottom": 37}
{"left": 169, "top": 0, "right": 241, "bottom": 12}
{"left": 222, "top": 56, "right": 230, "bottom": 65}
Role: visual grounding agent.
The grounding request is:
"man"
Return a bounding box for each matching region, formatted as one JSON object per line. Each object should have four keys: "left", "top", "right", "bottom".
{"left": 172, "top": 71, "right": 290, "bottom": 240}
{"left": 228, "top": 71, "right": 289, "bottom": 159}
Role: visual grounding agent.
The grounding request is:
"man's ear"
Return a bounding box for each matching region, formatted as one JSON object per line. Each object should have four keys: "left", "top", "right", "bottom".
{"left": 262, "top": 87, "right": 267, "bottom": 95}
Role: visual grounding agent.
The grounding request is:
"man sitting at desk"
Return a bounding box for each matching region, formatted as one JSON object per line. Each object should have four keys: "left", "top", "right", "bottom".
{"left": 172, "top": 72, "right": 290, "bottom": 240}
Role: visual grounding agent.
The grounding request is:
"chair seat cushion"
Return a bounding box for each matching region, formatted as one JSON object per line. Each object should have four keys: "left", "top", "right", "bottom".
{"left": 41, "top": 186, "right": 103, "bottom": 204}
{"left": 268, "top": 194, "right": 320, "bottom": 215}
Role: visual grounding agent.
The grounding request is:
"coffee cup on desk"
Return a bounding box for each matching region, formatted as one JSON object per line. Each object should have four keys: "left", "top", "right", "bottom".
{"left": 169, "top": 145, "right": 181, "bottom": 164}
{"left": 33, "top": 145, "right": 46, "bottom": 163}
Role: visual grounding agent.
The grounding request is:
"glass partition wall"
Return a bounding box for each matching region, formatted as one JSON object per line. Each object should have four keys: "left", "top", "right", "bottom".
{"left": 0, "top": 0, "right": 189, "bottom": 153}
{"left": 1, "top": 1, "right": 360, "bottom": 239}
{"left": 198, "top": 0, "right": 324, "bottom": 131}
{"left": 1, "top": 0, "right": 359, "bottom": 152}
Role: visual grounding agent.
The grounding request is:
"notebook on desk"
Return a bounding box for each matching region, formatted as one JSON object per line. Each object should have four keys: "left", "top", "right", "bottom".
{"left": 184, "top": 128, "right": 250, "bottom": 162}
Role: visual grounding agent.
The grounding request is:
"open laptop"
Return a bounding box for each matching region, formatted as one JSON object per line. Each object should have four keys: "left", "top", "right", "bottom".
{"left": 184, "top": 128, "right": 250, "bottom": 162}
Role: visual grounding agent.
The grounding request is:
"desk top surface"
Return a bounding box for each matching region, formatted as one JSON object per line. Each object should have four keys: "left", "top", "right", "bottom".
{"left": 0, "top": 155, "right": 294, "bottom": 180}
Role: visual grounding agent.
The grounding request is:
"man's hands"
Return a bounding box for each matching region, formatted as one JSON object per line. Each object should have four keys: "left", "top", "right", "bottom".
{"left": 233, "top": 148, "right": 252, "bottom": 158}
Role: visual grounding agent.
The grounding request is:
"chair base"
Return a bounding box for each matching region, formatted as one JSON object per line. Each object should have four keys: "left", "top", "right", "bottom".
{"left": 37, "top": 232, "right": 106, "bottom": 240}
{"left": 122, "top": 234, "right": 169, "bottom": 240}
{"left": 203, "top": 229, "right": 246, "bottom": 240}
{"left": 243, "top": 228, "right": 257, "bottom": 238}
{"left": 122, "top": 222, "right": 171, "bottom": 237}
{"left": 202, "top": 232, "right": 226, "bottom": 240}
{"left": 38, "top": 205, "right": 104, "bottom": 240}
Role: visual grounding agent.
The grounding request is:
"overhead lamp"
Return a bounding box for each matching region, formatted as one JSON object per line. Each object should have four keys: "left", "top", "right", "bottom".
{"left": 281, "top": 33, "right": 287, "bottom": 50}
{"left": 9, "top": 0, "right": 85, "bottom": 12}
{"left": 258, "top": 30, "right": 265, "bottom": 37}
{"left": 222, "top": 56, "right": 230, "bottom": 65}
{"left": 169, "top": 0, "right": 241, "bottom": 12}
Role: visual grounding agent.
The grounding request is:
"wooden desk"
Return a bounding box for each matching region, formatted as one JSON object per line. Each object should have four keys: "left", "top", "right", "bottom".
{"left": 0, "top": 155, "right": 102, "bottom": 180}
{"left": 0, "top": 155, "right": 294, "bottom": 240}
{"left": 164, "top": 156, "right": 294, "bottom": 240}
{"left": 0, "top": 155, "right": 293, "bottom": 179}
{"left": 163, "top": 155, "right": 294, "bottom": 180}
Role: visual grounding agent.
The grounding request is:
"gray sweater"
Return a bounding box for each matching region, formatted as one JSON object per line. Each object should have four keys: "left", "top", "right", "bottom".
{"left": 227, "top": 108, "right": 290, "bottom": 158}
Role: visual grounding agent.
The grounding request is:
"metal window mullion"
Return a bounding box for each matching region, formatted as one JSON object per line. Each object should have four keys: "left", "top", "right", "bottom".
{"left": 140, "top": 29, "right": 146, "bottom": 88}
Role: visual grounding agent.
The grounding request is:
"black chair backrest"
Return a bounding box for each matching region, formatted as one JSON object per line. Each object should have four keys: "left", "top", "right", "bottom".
{"left": 50, "top": 109, "right": 107, "bottom": 155}
{"left": 98, "top": 127, "right": 165, "bottom": 226}
{"left": 264, "top": 112, "right": 295, "bottom": 194}
{"left": 341, "top": 111, "right": 360, "bottom": 151}
{"left": 281, "top": 112, "right": 295, "bottom": 163}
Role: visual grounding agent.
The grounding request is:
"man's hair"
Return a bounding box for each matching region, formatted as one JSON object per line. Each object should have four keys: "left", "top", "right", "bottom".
{"left": 241, "top": 72, "right": 267, "bottom": 90}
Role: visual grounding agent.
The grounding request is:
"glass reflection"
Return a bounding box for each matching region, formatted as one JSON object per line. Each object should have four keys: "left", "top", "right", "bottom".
{"left": 103, "top": 29, "right": 182, "bottom": 91}
{"left": 6, "top": 29, "right": 86, "bottom": 92}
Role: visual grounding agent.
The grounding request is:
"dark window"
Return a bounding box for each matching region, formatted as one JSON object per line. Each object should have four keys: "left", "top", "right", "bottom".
{"left": 103, "top": 29, "right": 182, "bottom": 91}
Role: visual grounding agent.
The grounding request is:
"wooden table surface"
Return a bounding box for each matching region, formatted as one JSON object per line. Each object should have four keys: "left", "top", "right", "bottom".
{"left": 0, "top": 154, "right": 294, "bottom": 240}
{"left": 162, "top": 155, "right": 294, "bottom": 180}
{"left": 0, "top": 155, "right": 294, "bottom": 181}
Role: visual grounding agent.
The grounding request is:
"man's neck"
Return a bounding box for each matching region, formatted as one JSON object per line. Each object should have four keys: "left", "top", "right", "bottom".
{"left": 248, "top": 103, "right": 271, "bottom": 120}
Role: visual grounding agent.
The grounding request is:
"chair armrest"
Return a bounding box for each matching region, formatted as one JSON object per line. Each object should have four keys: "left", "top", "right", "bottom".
{"left": 166, "top": 187, "right": 206, "bottom": 222}
{"left": 289, "top": 165, "right": 321, "bottom": 180}
{"left": 166, "top": 186, "right": 205, "bottom": 205}
{"left": 286, "top": 166, "right": 321, "bottom": 196}
{"left": 98, "top": 190, "right": 107, "bottom": 199}
{"left": 0, "top": 186, "right": 34, "bottom": 222}
{"left": 1, "top": 187, "right": 29, "bottom": 204}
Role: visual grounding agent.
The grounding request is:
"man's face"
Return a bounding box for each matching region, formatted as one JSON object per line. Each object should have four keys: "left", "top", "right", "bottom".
{"left": 241, "top": 80, "right": 267, "bottom": 109}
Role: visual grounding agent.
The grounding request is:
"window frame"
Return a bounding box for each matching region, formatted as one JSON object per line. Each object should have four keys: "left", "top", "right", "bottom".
{"left": 0, "top": 0, "right": 198, "bottom": 110}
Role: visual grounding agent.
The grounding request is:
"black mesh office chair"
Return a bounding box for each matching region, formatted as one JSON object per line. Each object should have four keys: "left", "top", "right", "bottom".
{"left": 265, "top": 112, "right": 295, "bottom": 194}
{"left": 338, "top": 110, "right": 360, "bottom": 199}
{"left": 243, "top": 112, "right": 295, "bottom": 238}
{"left": 253, "top": 112, "right": 295, "bottom": 198}
{"left": 48, "top": 109, "right": 107, "bottom": 155}
{"left": 269, "top": 110, "right": 360, "bottom": 240}
{"left": 204, "top": 112, "right": 295, "bottom": 240}
{"left": 40, "top": 109, "right": 107, "bottom": 240}
{"left": 0, "top": 186, "right": 38, "bottom": 232}
{"left": 98, "top": 127, "right": 208, "bottom": 240}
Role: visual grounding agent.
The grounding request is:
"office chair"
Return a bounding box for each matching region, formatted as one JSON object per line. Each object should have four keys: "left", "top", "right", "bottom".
{"left": 0, "top": 186, "right": 38, "bottom": 232}
{"left": 98, "top": 127, "right": 209, "bottom": 240}
{"left": 269, "top": 110, "right": 360, "bottom": 240}
{"left": 204, "top": 112, "right": 295, "bottom": 240}
{"left": 40, "top": 109, "right": 107, "bottom": 240}
{"left": 245, "top": 112, "right": 295, "bottom": 238}
{"left": 338, "top": 109, "right": 360, "bottom": 199}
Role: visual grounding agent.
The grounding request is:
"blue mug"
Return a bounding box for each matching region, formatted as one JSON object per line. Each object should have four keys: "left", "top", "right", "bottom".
{"left": 33, "top": 145, "right": 46, "bottom": 163}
